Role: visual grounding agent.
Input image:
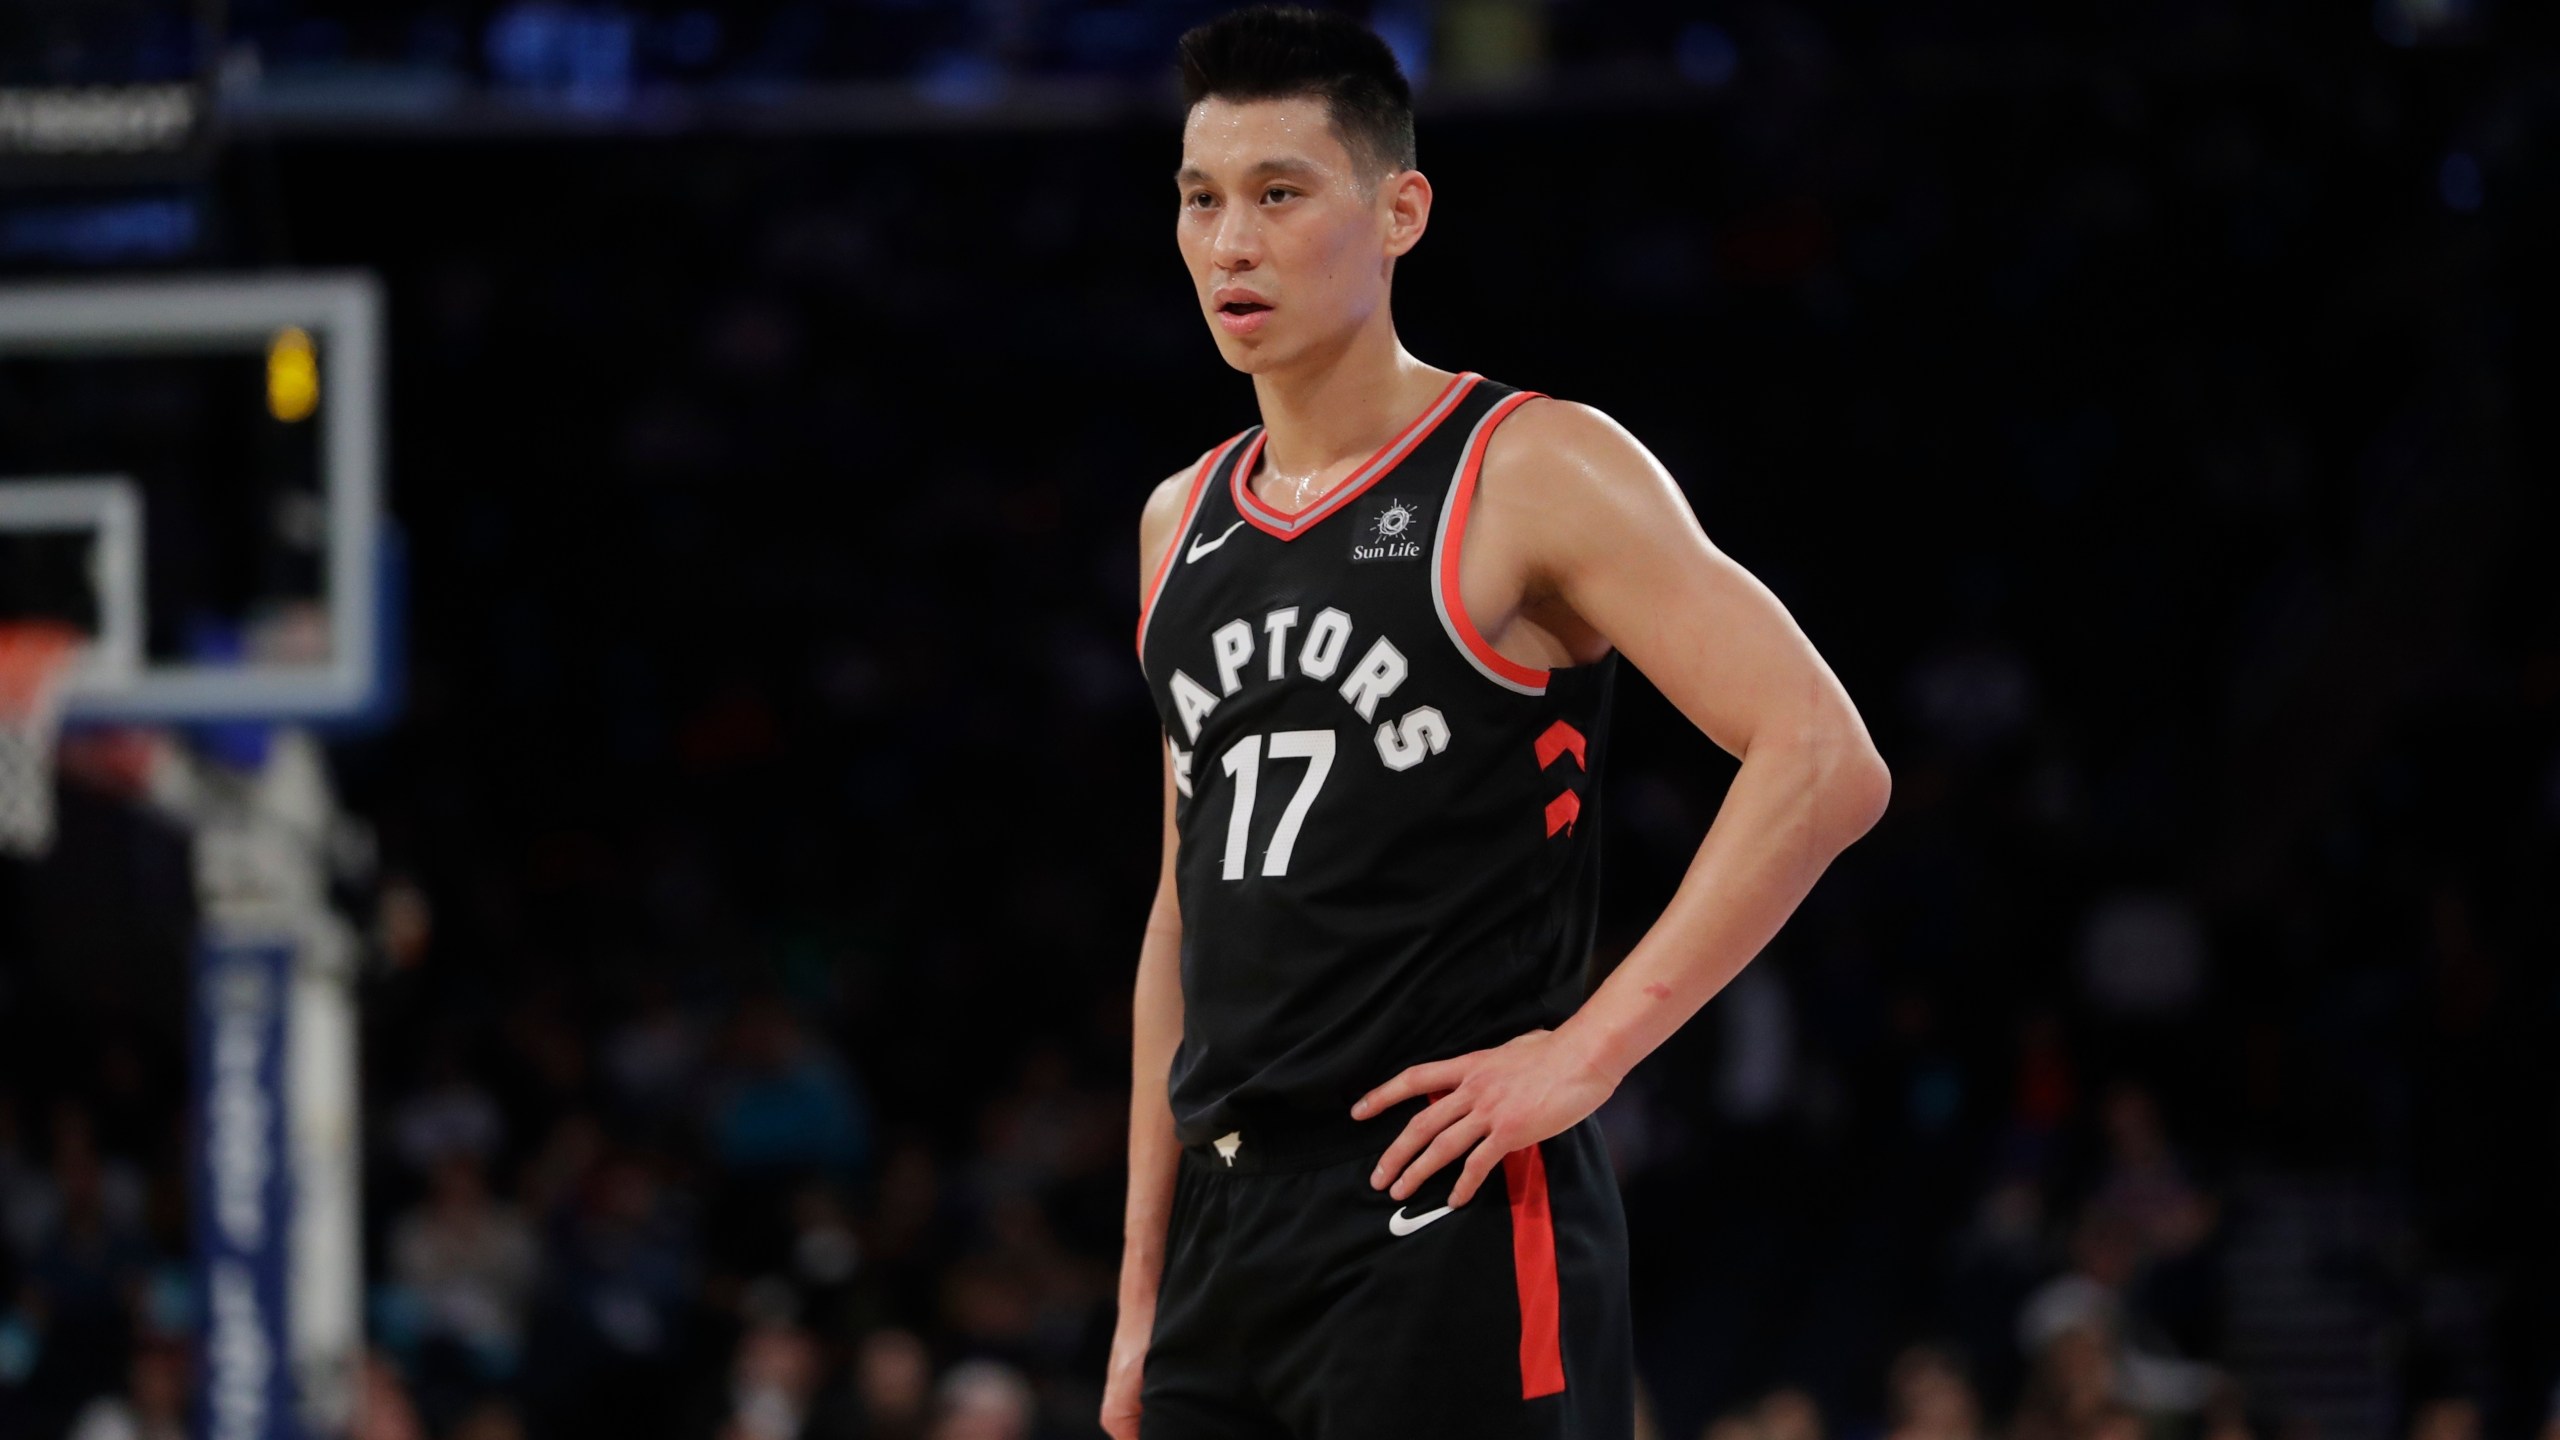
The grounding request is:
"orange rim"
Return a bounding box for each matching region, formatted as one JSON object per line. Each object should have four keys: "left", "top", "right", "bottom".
{"left": 0, "top": 621, "right": 85, "bottom": 718}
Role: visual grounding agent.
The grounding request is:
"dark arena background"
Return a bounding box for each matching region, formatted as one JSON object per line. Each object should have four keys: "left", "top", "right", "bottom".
{"left": 1, "top": 3, "right": 2555, "bottom": 1440}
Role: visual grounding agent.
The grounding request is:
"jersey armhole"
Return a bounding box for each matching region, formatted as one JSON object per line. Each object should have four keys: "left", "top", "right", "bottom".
{"left": 1135, "top": 432, "right": 1246, "bottom": 664}
{"left": 1429, "top": 390, "right": 1553, "bottom": 696}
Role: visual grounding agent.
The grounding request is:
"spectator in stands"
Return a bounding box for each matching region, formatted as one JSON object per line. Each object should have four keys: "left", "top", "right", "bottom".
{"left": 13, "top": 1104, "right": 147, "bottom": 1259}
{"left": 2018, "top": 1209, "right": 2220, "bottom": 1420}
{"left": 2202, "top": 1391, "right": 2257, "bottom": 1440}
{"left": 0, "top": 1090, "right": 38, "bottom": 1258}
{"left": 708, "top": 993, "right": 872, "bottom": 1182}
{"left": 802, "top": 1325, "right": 932, "bottom": 1440}
{"left": 354, "top": 1349, "right": 427, "bottom": 1440}
{"left": 719, "top": 1315, "right": 824, "bottom": 1440}
{"left": 522, "top": 1146, "right": 697, "bottom": 1436}
{"left": 389, "top": 1151, "right": 540, "bottom": 1375}
{"left": 62, "top": 1336, "right": 184, "bottom": 1440}
{"left": 2081, "top": 1405, "right": 2145, "bottom": 1440}
{"left": 447, "top": 1397, "right": 530, "bottom": 1440}
{"left": 603, "top": 976, "right": 705, "bottom": 1121}
{"left": 1703, "top": 1406, "right": 1764, "bottom": 1440}
{"left": 2007, "top": 1323, "right": 2117, "bottom": 1440}
{"left": 1759, "top": 1387, "right": 1826, "bottom": 1440}
{"left": 1885, "top": 1344, "right": 1986, "bottom": 1440}
{"left": 927, "top": 1358, "right": 1035, "bottom": 1440}
{"left": 2407, "top": 1396, "right": 2480, "bottom": 1440}
{"left": 2089, "top": 1082, "right": 2216, "bottom": 1264}
{"left": 963, "top": 1041, "right": 1117, "bottom": 1207}
{"left": 393, "top": 1049, "right": 506, "bottom": 1174}
{"left": 21, "top": 1107, "right": 154, "bottom": 1405}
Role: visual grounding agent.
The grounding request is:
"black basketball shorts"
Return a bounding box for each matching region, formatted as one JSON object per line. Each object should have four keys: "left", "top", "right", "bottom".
{"left": 1139, "top": 1093, "right": 1635, "bottom": 1440}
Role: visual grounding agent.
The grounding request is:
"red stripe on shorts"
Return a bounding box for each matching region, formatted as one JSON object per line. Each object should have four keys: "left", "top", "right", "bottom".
{"left": 1503, "top": 1142, "right": 1566, "bottom": 1398}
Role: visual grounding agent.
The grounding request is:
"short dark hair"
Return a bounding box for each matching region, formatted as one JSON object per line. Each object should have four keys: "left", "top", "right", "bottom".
{"left": 1176, "top": 5, "right": 1417, "bottom": 186}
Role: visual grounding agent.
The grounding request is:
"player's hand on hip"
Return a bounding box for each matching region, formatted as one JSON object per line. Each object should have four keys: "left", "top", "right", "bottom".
{"left": 1350, "top": 1027, "right": 1619, "bottom": 1208}
{"left": 1100, "top": 1303, "right": 1151, "bottom": 1439}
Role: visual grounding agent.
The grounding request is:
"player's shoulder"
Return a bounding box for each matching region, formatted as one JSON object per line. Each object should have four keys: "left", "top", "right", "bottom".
{"left": 1478, "top": 393, "right": 1666, "bottom": 511}
{"left": 1140, "top": 441, "right": 1220, "bottom": 542}
{"left": 1137, "top": 439, "right": 1229, "bottom": 584}
{"left": 1141, "top": 449, "right": 1211, "bottom": 532}
{"left": 1484, "top": 393, "right": 1642, "bottom": 471}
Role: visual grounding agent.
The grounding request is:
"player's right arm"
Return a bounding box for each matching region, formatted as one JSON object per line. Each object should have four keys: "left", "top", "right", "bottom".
{"left": 1101, "top": 459, "right": 1207, "bottom": 1440}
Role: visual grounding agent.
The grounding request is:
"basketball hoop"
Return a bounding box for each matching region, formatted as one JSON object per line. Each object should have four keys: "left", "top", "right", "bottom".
{"left": 0, "top": 621, "right": 84, "bottom": 857}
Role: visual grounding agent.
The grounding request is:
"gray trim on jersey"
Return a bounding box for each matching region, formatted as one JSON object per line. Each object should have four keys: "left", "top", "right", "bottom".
{"left": 1429, "top": 399, "right": 1548, "bottom": 697}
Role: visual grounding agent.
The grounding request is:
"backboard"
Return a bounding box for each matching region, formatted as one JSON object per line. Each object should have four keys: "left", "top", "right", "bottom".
{"left": 0, "top": 272, "right": 395, "bottom": 725}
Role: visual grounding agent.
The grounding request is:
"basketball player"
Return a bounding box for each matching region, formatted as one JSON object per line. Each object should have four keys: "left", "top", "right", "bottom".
{"left": 1107, "top": 8, "right": 1891, "bottom": 1438}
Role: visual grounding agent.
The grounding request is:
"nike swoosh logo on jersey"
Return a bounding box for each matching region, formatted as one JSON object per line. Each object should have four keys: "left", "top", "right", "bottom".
{"left": 1388, "top": 1204, "right": 1454, "bottom": 1236}
{"left": 1186, "top": 520, "right": 1247, "bottom": 563}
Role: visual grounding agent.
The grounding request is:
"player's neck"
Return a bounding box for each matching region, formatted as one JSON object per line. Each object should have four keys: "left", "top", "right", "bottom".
{"left": 1247, "top": 322, "right": 1455, "bottom": 487}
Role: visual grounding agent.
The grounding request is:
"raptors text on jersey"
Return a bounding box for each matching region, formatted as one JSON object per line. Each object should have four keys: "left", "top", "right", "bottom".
{"left": 1138, "top": 372, "right": 1621, "bottom": 1148}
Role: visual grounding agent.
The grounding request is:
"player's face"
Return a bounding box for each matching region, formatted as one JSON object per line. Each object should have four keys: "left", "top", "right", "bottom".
{"left": 1175, "top": 95, "right": 1414, "bottom": 372}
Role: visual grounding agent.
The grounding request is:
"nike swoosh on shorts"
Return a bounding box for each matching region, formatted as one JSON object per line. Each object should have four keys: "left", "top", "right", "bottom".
{"left": 1388, "top": 1204, "right": 1454, "bottom": 1236}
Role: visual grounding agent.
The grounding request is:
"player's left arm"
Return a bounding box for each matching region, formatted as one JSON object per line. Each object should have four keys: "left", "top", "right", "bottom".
{"left": 1353, "top": 398, "right": 1892, "bottom": 1208}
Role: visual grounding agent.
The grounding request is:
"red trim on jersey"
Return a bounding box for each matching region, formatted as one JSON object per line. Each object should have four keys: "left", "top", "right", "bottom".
{"left": 1543, "top": 789, "right": 1582, "bottom": 838}
{"left": 1533, "top": 719, "right": 1587, "bottom": 771}
{"left": 1136, "top": 433, "right": 1246, "bottom": 664}
{"left": 1438, "top": 390, "right": 1553, "bottom": 690}
{"left": 1503, "top": 1143, "right": 1567, "bottom": 1399}
{"left": 1231, "top": 371, "right": 1480, "bottom": 541}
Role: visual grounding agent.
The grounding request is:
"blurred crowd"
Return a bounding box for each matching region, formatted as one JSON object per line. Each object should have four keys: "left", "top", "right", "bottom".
{"left": 3, "top": 1, "right": 2555, "bottom": 1439}
{"left": 205, "top": 0, "right": 1848, "bottom": 103}
{"left": 3, "top": 987, "right": 2554, "bottom": 1440}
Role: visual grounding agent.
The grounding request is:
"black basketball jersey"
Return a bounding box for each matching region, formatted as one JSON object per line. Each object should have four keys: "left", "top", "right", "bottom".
{"left": 1136, "top": 371, "right": 1619, "bottom": 1148}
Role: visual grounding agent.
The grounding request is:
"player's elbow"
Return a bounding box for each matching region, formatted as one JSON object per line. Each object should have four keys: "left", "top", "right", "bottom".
{"left": 1793, "top": 704, "right": 1890, "bottom": 843}
{"left": 1835, "top": 743, "right": 1891, "bottom": 840}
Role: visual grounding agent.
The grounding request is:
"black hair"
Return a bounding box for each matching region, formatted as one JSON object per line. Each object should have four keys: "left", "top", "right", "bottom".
{"left": 1176, "top": 5, "right": 1417, "bottom": 186}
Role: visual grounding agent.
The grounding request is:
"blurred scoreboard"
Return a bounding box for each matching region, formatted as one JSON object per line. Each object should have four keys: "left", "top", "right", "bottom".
{"left": 0, "top": 0, "right": 219, "bottom": 184}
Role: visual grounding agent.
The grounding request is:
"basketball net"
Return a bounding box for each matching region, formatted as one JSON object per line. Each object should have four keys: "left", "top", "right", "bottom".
{"left": 0, "top": 621, "right": 84, "bottom": 857}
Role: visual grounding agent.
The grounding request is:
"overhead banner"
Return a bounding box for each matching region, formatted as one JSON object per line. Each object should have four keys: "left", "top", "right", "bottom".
{"left": 0, "top": 0, "right": 220, "bottom": 184}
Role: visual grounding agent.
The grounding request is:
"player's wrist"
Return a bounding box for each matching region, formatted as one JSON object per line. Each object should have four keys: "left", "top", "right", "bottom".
{"left": 1113, "top": 1277, "right": 1161, "bottom": 1324}
{"left": 1115, "top": 1245, "right": 1165, "bottom": 1299}
{"left": 1552, "top": 1012, "right": 1634, "bottom": 1094}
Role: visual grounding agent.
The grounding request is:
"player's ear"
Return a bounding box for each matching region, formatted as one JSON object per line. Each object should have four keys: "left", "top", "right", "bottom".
{"left": 1381, "top": 168, "right": 1430, "bottom": 259}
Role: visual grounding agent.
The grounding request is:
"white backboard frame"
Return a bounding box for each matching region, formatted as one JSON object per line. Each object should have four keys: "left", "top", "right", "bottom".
{"left": 0, "top": 273, "right": 386, "bottom": 722}
{"left": 0, "top": 476, "right": 144, "bottom": 691}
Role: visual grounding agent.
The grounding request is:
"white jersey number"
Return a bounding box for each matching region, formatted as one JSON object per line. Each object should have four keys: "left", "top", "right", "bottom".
{"left": 1217, "top": 729, "right": 1337, "bottom": 879}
